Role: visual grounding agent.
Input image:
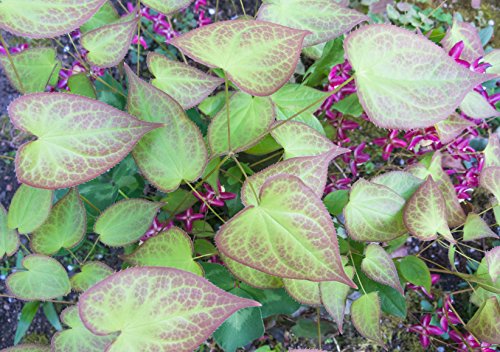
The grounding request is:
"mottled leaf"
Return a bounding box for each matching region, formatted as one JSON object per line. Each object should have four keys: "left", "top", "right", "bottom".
{"left": 9, "top": 93, "right": 158, "bottom": 189}
{"left": 141, "top": 0, "right": 194, "bottom": 15}
{"left": 7, "top": 255, "right": 70, "bottom": 301}
{"left": 463, "top": 213, "right": 497, "bottom": 241}
{"left": 344, "top": 179, "right": 407, "bottom": 242}
{"left": 7, "top": 184, "right": 53, "bottom": 234}
{"left": 0, "top": 345, "right": 49, "bottom": 352}
{"left": 70, "top": 261, "right": 114, "bottom": 292}
{"left": 460, "top": 90, "right": 500, "bottom": 119}
{"left": 256, "top": 0, "right": 368, "bottom": 47}
{"left": 0, "top": 204, "right": 19, "bottom": 258}
{"left": 283, "top": 278, "right": 321, "bottom": 306}
{"left": 481, "top": 167, "right": 500, "bottom": 200}
{"left": 344, "top": 24, "right": 493, "bottom": 129}
{"left": 126, "top": 65, "right": 207, "bottom": 192}
{"left": 171, "top": 20, "right": 309, "bottom": 96}
{"left": 31, "top": 189, "right": 86, "bottom": 255}
{"left": 79, "top": 267, "right": 260, "bottom": 351}
{"left": 0, "top": 0, "right": 107, "bottom": 38}
{"left": 466, "top": 297, "right": 500, "bottom": 344}
{"left": 484, "top": 49, "right": 500, "bottom": 75}
{"left": 371, "top": 171, "right": 423, "bottom": 200}
{"left": 486, "top": 247, "right": 499, "bottom": 284}
{"left": 361, "top": 244, "right": 403, "bottom": 294}
{"left": 80, "top": 1, "right": 119, "bottom": 34}
{"left": 351, "top": 292, "right": 384, "bottom": 345}
{"left": 216, "top": 175, "right": 354, "bottom": 284}
{"left": 147, "top": 52, "right": 223, "bottom": 109}
{"left": 484, "top": 134, "right": 500, "bottom": 167}
{"left": 441, "top": 18, "right": 484, "bottom": 62}
{"left": 435, "top": 113, "right": 475, "bottom": 144}
{"left": 222, "top": 254, "right": 283, "bottom": 289}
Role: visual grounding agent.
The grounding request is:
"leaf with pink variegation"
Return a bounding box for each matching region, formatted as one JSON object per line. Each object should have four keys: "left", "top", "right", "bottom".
{"left": 484, "top": 49, "right": 500, "bottom": 75}
{"left": 141, "top": 0, "right": 194, "bottom": 15}
{"left": 480, "top": 166, "right": 500, "bottom": 201}
{"left": 344, "top": 24, "right": 494, "bottom": 129}
{"left": 283, "top": 279, "right": 321, "bottom": 306}
{"left": 79, "top": 267, "right": 260, "bottom": 352}
{"left": 441, "top": 18, "right": 484, "bottom": 62}
{"left": 351, "top": 292, "right": 384, "bottom": 346}
{"left": 361, "top": 243, "right": 404, "bottom": 294}
{"left": 0, "top": 345, "right": 49, "bottom": 352}
{"left": 463, "top": 213, "right": 498, "bottom": 242}
{"left": 485, "top": 247, "right": 499, "bottom": 284}
{"left": 484, "top": 134, "right": 500, "bottom": 167}
{"left": 465, "top": 297, "right": 500, "bottom": 344}
{"left": 460, "top": 90, "right": 500, "bottom": 119}
{"left": 435, "top": 113, "right": 475, "bottom": 144}
{"left": 222, "top": 254, "right": 283, "bottom": 289}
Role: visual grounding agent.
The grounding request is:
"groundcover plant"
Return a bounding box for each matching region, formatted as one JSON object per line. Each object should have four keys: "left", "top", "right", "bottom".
{"left": 0, "top": 0, "right": 498, "bottom": 351}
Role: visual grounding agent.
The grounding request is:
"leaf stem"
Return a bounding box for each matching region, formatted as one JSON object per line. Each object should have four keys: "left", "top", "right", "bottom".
{"left": 316, "top": 307, "right": 322, "bottom": 350}
{"left": 224, "top": 73, "right": 231, "bottom": 152}
{"left": 0, "top": 293, "right": 75, "bottom": 305}
{"left": 66, "top": 248, "right": 82, "bottom": 266}
{"left": 193, "top": 253, "right": 217, "bottom": 260}
{"left": 118, "top": 189, "right": 129, "bottom": 199}
{"left": 232, "top": 156, "right": 259, "bottom": 203}
{"left": 239, "top": 0, "right": 247, "bottom": 16}
{"left": 215, "top": 0, "right": 220, "bottom": 21}
{"left": 0, "top": 33, "right": 25, "bottom": 92}
{"left": 79, "top": 194, "right": 101, "bottom": 214}
{"left": 137, "top": 0, "right": 142, "bottom": 77}
{"left": 83, "top": 235, "right": 100, "bottom": 263}
{"left": 349, "top": 250, "right": 366, "bottom": 294}
{"left": 0, "top": 155, "right": 14, "bottom": 161}
{"left": 185, "top": 180, "right": 226, "bottom": 224}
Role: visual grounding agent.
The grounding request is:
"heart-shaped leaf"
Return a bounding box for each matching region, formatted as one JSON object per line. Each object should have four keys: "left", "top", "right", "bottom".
{"left": 141, "top": 0, "right": 194, "bottom": 15}
{"left": 398, "top": 256, "right": 431, "bottom": 292}
{"left": 123, "top": 227, "right": 203, "bottom": 276}
{"left": 78, "top": 267, "right": 260, "bottom": 351}
{"left": 95, "top": 199, "right": 162, "bottom": 247}
{"left": 9, "top": 93, "right": 159, "bottom": 189}
{"left": 80, "top": 1, "right": 119, "bottom": 34}
{"left": 7, "top": 184, "right": 53, "bottom": 234}
{"left": 466, "top": 297, "right": 500, "bottom": 344}
{"left": 171, "top": 20, "right": 309, "bottom": 96}
{"left": 351, "top": 292, "right": 384, "bottom": 345}
{"left": 371, "top": 171, "right": 423, "bottom": 201}
{"left": 460, "top": 90, "right": 500, "bottom": 119}
{"left": 82, "top": 17, "right": 138, "bottom": 68}
{"left": 7, "top": 255, "right": 70, "bottom": 300}
{"left": 222, "top": 254, "right": 283, "bottom": 289}
{"left": 344, "top": 179, "right": 407, "bottom": 242}
{"left": 361, "top": 244, "right": 403, "bottom": 295}
{"left": 52, "top": 306, "right": 117, "bottom": 352}
{"left": 0, "top": 0, "right": 106, "bottom": 38}
{"left": 216, "top": 175, "right": 354, "bottom": 284}
{"left": 435, "top": 113, "right": 475, "bottom": 144}
{"left": 70, "top": 261, "right": 114, "bottom": 292}
{"left": 463, "top": 213, "right": 497, "bottom": 241}
{"left": 31, "top": 189, "right": 86, "bottom": 255}
{"left": 256, "top": 0, "right": 367, "bottom": 47}
{"left": 271, "top": 121, "right": 349, "bottom": 160}
{"left": 1, "top": 345, "right": 49, "bottom": 352}
{"left": 283, "top": 279, "right": 321, "bottom": 305}
{"left": 126, "top": 64, "right": 208, "bottom": 192}
{"left": 147, "top": 52, "right": 223, "bottom": 109}
{"left": 441, "top": 18, "right": 484, "bottom": 62}
{"left": 484, "top": 134, "right": 500, "bottom": 167}
{"left": 481, "top": 166, "right": 500, "bottom": 200}
{"left": 344, "top": 24, "right": 493, "bottom": 129}
{"left": 0, "top": 48, "right": 60, "bottom": 93}
{"left": 208, "top": 92, "right": 275, "bottom": 155}
{"left": 403, "top": 177, "right": 454, "bottom": 243}
{"left": 0, "top": 204, "right": 19, "bottom": 258}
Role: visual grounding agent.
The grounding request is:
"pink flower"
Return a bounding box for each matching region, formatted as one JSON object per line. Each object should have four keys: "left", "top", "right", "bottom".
{"left": 407, "top": 274, "right": 440, "bottom": 299}
{"left": 175, "top": 208, "right": 204, "bottom": 233}
{"left": 342, "top": 142, "right": 370, "bottom": 176}
{"left": 449, "top": 331, "right": 495, "bottom": 352}
{"left": 373, "top": 130, "right": 407, "bottom": 161}
{"left": 132, "top": 35, "right": 148, "bottom": 50}
{"left": 197, "top": 11, "right": 212, "bottom": 27}
{"left": 194, "top": 182, "right": 236, "bottom": 213}
{"left": 141, "top": 217, "right": 173, "bottom": 241}
{"left": 408, "top": 314, "right": 446, "bottom": 348}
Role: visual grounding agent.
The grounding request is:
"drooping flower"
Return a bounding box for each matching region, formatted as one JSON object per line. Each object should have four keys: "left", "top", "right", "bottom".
{"left": 194, "top": 182, "right": 236, "bottom": 213}
{"left": 449, "top": 331, "right": 495, "bottom": 352}
{"left": 132, "top": 35, "right": 148, "bottom": 50}
{"left": 141, "top": 217, "right": 173, "bottom": 241}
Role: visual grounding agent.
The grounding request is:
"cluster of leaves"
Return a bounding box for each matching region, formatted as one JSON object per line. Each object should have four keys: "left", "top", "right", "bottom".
{"left": 0, "top": 0, "right": 499, "bottom": 351}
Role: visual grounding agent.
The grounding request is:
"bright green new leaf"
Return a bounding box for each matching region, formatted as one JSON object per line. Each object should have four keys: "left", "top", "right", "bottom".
{"left": 466, "top": 297, "right": 500, "bottom": 344}
{"left": 441, "top": 18, "right": 484, "bottom": 62}
{"left": 256, "top": 0, "right": 368, "bottom": 47}
{"left": 403, "top": 177, "right": 454, "bottom": 243}
{"left": 270, "top": 121, "right": 349, "bottom": 160}
{"left": 484, "top": 134, "right": 500, "bottom": 167}
{"left": 331, "top": 94, "right": 364, "bottom": 118}
{"left": 344, "top": 179, "right": 407, "bottom": 242}
{"left": 52, "top": 306, "right": 117, "bottom": 352}
{"left": 70, "top": 261, "right": 114, "bottom": 292}
{"left": 216, "top": 175, "right": 354, "bottom": 284}
{"left": 0, "top": 204, "right": 19, "bottom": 258}
{"left": 147, "top": 52, "right": 223, "bottom": 109}
{"left": 79, "top": 267, "right": 260, "bottom": 351}
{"left": 171, "top": 20, "right": 309, "bottom": 96}
{"left": 283, "top": 279, "right": 321, "bottom": 305}
{"left": 460, "top": 90, "right": 500, "bottom": 119}
{"left": 7, "top": 184, "right": 53, "bottom": 234}
{"left": 480, "top": 167, "right": 500, "bottom": 201}
{"left": 323, "top": 190, "right": 350, "bottom": 216}
{"left": 222, "top": 254, "right": 283, "bottom": 289}
{"left": 484, "top": 49, "right": 500, "bottom": 75}
{"left": 351, "top": 292, "right": 384, "bottom": 345}
{"left": 0, "top": 48, "right": 60, "bottom": 93}
{"left": 126, "top": 64, "right": 208, "bottom": 192}
{"left": 141, "top": 0, "right": 194, "bottom": 15}
{"left": 463, "top": 213, "right": 497, "bottom": 241}
{"left": 68, "top": 73, "right": 97, "bottom": 99}
{"left": 361, "top": 244, "right": 403, "bottom": 295}
{"left": 435, "top": 113, "right": 475, "bottom": 144}
{"left": 371, "top": 171, "right": 423, "bottom": 201}
{"left": 80, "top": 1, "right": 119, "bottom": 34}
{"left": 7, "top": 255, "right": 70, "bottom": 301}
{"left": 486, "top": 248, "right": 499, "bottom": 284}
{"left": 344, "top": 24, "right": 493, "bottom": 129}
{"left": 1, "top": 345, "right": 49, "bottom": 352}
{"left": 9, "top": 93, "right": 159, "bottom": 189}
{"left": 31, "top": 189, "right": 86, "bottom": 255}
{"left": 398, "top": 255, "right": 431, "bottom": 292}
{"left": 302, "top": 42, "right": 325, "bottom": 60}
{"left": 208, "top": 92, "right": 275, "bottom": 155}
{"left": 199, "top": 92, "right": 226, "bottom": 117}
{"left": 0, "top": 0, "right": 106, "bottom": 38}
{"left": 123, "top": 227, "right": 203, "bottom": 276}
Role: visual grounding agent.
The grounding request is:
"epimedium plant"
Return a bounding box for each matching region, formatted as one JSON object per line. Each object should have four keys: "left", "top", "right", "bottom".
{"left": 0, "top": 0, "right": 498, "bottom": 351}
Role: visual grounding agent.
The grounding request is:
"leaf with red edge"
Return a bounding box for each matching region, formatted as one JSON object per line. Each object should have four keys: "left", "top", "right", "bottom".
{"left": 481, "top": 166, "right": 500, "bottom": 200}
{"left": 463, "top": 213, "right": 497, "bottom": 242}
{"left": 460, "top": 90, "right": 500, "bottom": 119}
{"left": 371, "top": 171, "right": 423, "bottom": 201}
{"left": 256, "top": 0, "right": 368, "bottom": 47}
{"left": 141, "top": 0, "right": 194, "bottom": 15}
{"left": 344, "top": 24, "right": 494, "bottom": 129}
{"left": 147, "top": 52, "right": 223, "bottom": 109}
{"left": 441, "top": 18, "right": 484, "bottom": 62}
{"left": 0, "top": 0, "right": 106, "bottom": 38}
{"left": 0, "top": 345, "right": 49, "bottom": 352}
{"left": 351, "top": 292, "right": 384, "bottom": 345}
{"left": 435, "top": 113, "right": 475, "bottom": 144}
{"left": 484, "top": 134, "right": 500, "bottom": 167}
{"left": 216, "top": 175, "right": 354, "bottom": 284}
{"left": 0, "top": 204, "right": 19, "bottom": 259}
{"left": 403, "top": 177, "right": 455, "bottom": 243}
{"left": 465, "top": 297, "right": 500, "bottom": 344}
{"left": 171, "top": 20, "right": 309, "bottom": 96}
{"left": 221, "top": 254, "right": 283, "bottom": 289}
{"left": 78, "top": 267, "right": 260, "bottom": 351}
{"left": 283, "top": 279, "right": 321, "bottom": 305}
{"left": 361, "top": 243, "right": 403, "bottom": 295}
{"left": 9, "top": 93, "right": 159, "bottom": 189}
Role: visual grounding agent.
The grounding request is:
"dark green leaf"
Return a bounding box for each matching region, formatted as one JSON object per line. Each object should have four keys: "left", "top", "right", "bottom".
{"left": 399, "top": 255, "right": 431, "bottom": 292}
{"left": 323, "top": 190, "right": 349, "bottom": 216}
{"left": 42, "top": 302, "right": 62, "bottom": 331}
{"left": 303, "top": 37, "right": 344, "bottom": 87}
{"left": 331, "top": 94, "right": 363, "bottom": 117}
{"left": 14, "top": 301, "right": 40, "bottom": 344}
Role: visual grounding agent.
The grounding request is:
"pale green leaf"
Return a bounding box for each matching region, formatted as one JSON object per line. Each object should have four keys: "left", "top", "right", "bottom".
{"left": 463, "top": 213, "right": 497, "bottom": 241}
{"left": 351, "top": 292, "right": 384, "bottom": 345}
{"left": 435, "top": 113, "right": 475, "bottom": 144}
{"left": 7, "top": 184, "right": 53, "bottom": 234}
{"left": 70, "top": 261, "right": 114, "bottom": 292}
{"left": 222, "top": 254, "right": 283, "bottom": 289}
{"left": 460, "top": 90, "right": 500, "bottom": 119}
{"left": 371, "top": 171, "right": 423, "bottom": 201}
{"left": 302, "top": 42, "right": 326, "bottom": 60}
{"left": 441, "top": 18, "right": 484, "bottom": 62}
{"left": 480, "top": 166, "right": 500, "bottom": 201}
{"left": 283, "top": 279, "right": 321, "bottom": 305}
{"left": 0, "top": 345, "right": 49, "bottom": 352}
{"left": 361, "top": 243, "right": 403, "bottom": 294}
{"left": 80, "top": 1, "right": 119, "bottom": 34}
{"left": 0, "top": 204, "right": 19, "bottom": 258}
{"left": 141, "top": 0, "right": 194, "bottom": 15}
{"left": 486, "top": 247, "right": 499, "bottom": 284}
{"left": 484, "top": 133, "right": 500, "bottom": 168}
{"left": 484, "top": 49, "right": 500, "bottom": 75}
{"left": 466, "top": 297, "right": 500, "bottom": 344}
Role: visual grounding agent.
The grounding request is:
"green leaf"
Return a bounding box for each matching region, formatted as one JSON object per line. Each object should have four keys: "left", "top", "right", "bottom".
{"left": 194, "top": 238, "right": 216, "bottom": 256}
{"left": 283, "top": 278, "right": 321, "bottom": 305}
{"left": 344, "top": 179, "right": 407, "bottom": 242}
{"left": 7, "top": 184, "right": 53, "bottom": 234}
{"left": 303, "top": 38, "right": 344, "bottom": 87}
{"left": 68, "top": 73, "right": 97, "bottom": 99}
{"left": 141, "top": 0, "right": 194, "bottom": 15}
{"left": 440, "top": 18, "right": 484, "bottom": 62}
{"left": 70, "top": 261, "right": 114, "bottom": 292}
{"left": 123, "top": 227, "right": 203, "bottom": 276}
{"left": 0, "top": 48, "right": 60, "bottom": 93}
{"left": 0, "top": 204, "right": 19, "bottom": 258}
{"left": 0, "top": 345, "right": 49, "bottom": 352}
{"left": 486, "top": 247, "right": 499, "bottom": 284}
{"left": 484, "top": 134, "right": 500, "bottom": 168}
{"left": 361, "top": 243, "right": 403, "bottom": 294}
{"left": 216, "top": 175, "right": 354, "bottom": 284}
{"left": 161, "top": 188, "right": 198, "bottom": 215}
{"left": 398, "top": 255, "right": 431, "bottom": 292}
{"left": 481, "top": 167, "right": 500, "bottom": 201}
{"left": 371, "top": 171, "right": 424, "bottom": 201}
{"left": 80, "top": 1, "right": 119, "bottom": 34}
{"left": 147, "top": 52, "right": 223, "bottom": 109}
{"left": 484, "top": 49, "right": 500, "bottom": 75}
{"left": 82, "top": 17, "right": 138, "bottom": 68}
{"left": 7, "top": 254, "right": 70, "bottom": 301}
{"left": 460, "top": 90, "right": 500, "bottom": 119}
{"left": 31, "top": 189, "right": 86, "bottom": 255}
{"left": 52, "top": 306, "right": 117, "bottom": 352}
{"left": 42, "top": 302, "right": 62, "bottom": 331}
{"left": 199, "top": 92, "right": 226, "bottom": 117}
{"left": 323, "top": 190, "right": 349, "bottom": 216}
{"left": 95, "top": 199, "right": 162, "bottom": 247}
{"left": 320, "top": 266, "right": 354, "bottom": 333}
{"left": 171, "top": 20, "right": 309, "bottom": 96}
{"left": 435, "top": 113, "right": 475, "bottom": 144}
{"left": 256, "top": 0, "right": 367, "bottom": 47}
{"left": 125, "top": 64, "right": 208, "bottom": 192}
{"left": 9, "top": 93, "right": 159, "bottom": 189}
{"left": 291, "top": 319, "right": 336, "bottom": 339}
{"left": 241, "top": 285, "right": 301, "bottom": 318}
{"left": 302, "top": 42, "right": 326, "bottom": 60}
{"left": 344, "top": 24, "right": 493, "bottom": 129}
{"left": 191, "top": 220, "right": 215, "bottom": 238}
{"left": 271, "top": 121, "right": 348, "bottom": 159}
{"left": 330, "top": 93, "right": 364, "bottom": 117}
{"left": 463, "top": 213, "right": 497, "bottom": 241}
{"left": 222, "top": 254, "right": 283, "bottom": 289}
{"left": 0, "top": 0, "right": 107, "bottom": 38}
{"left": 78, "top": 267, "right": 260, "bottom": 351}
{"left": 466, "top": 297, "right": 500, "bottom": 344}
{"left": 351, "top": 292, "right": 384, "bottom": 346}
{"left": 14, "top": 301, "right": 40, "bottom": 345}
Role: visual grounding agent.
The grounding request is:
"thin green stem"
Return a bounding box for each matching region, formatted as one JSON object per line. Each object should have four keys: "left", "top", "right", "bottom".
{"left": 0, "top": 293, "right": 75, "bottom": 305}
{"left": 249, "top": 150, "right": 283, "bottom": 168}
{"left": 0, "top": 33, "right": 25, "bottom": 92}
{"left": 83, "top": 236, "right": 100, "bottom": 263}
{"left": 239, "top": 0, "right": 247, "bottom": 16}
{"left": 66, "top": 248, "right": 82, "bottom": 266}
{"left": 79, "top": 195, "right": 101, "bottom": 214}
{"left": 215, "top": 0, "right": 220, "bottom": 21}
{"left": 232, "top": 156, "right": 259, "bottom": 203}
{"left": 193, "top": 253, "right": 217, "bottom": 260}
{"left": 185, "top": 180, "right": 226, "bottom": 224}
{"left": 137, "top": 0, "right": 142, "bottom": 76}
{"left": 316, "top": 307, "right": 322, "bottom": 350}
{"left": 224, "top": 74, "right": 231, "bottom": 152}
{"left": 0, "top": 155, "right": 14, "bottom": 161}
{"left": 118, "top": 189, "right": 130, "bottom": 199}
{"left": 349, "top": 250, "right": 366, "bottom": 294}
